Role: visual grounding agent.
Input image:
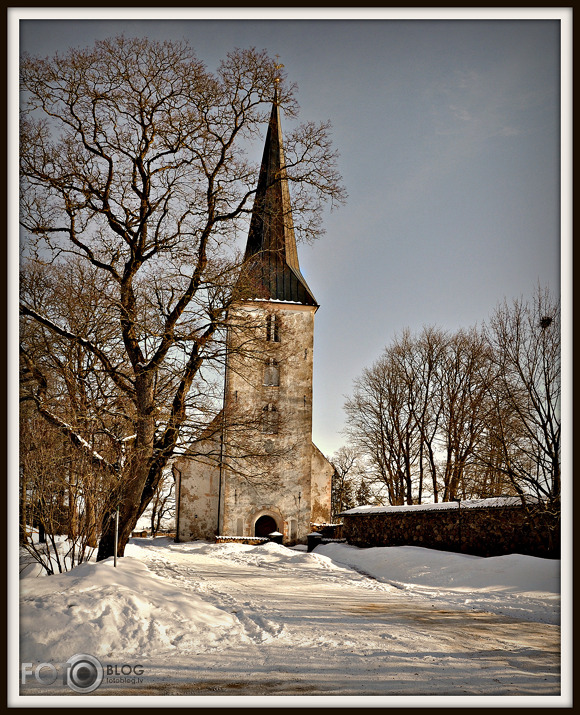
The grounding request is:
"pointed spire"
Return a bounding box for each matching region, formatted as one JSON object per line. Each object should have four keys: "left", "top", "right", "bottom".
{"left": 240, "top": 87, "right": 317, "bottom": 306}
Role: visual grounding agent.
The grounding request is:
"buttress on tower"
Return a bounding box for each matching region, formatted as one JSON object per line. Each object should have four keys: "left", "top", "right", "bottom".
{"left": 174, "top": 91, "right": 333, "bottom": 545}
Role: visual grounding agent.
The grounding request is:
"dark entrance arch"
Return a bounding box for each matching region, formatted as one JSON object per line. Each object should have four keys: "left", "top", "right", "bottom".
{"left": 254, "top": 515, "right": 278, "bottom": 538}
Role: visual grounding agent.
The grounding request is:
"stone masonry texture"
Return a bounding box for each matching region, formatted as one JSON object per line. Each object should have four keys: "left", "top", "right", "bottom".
{"left": 341, "top": 505, "right": 559, "bottom": 558}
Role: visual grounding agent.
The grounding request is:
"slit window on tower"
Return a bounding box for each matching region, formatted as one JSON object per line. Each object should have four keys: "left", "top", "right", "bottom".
{"left": 261, "top": 403, "right": 279, "bottom": 434}
{"left": 266, "top": 313, "right": 280, "bottom": 342}
{"left": 263, "top": 358, "right": 280, "bottom": 386}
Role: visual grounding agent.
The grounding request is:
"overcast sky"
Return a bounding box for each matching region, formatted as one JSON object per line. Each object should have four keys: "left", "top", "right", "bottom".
{"left": 14, "top": 9, "right": 569, "bottom": 457}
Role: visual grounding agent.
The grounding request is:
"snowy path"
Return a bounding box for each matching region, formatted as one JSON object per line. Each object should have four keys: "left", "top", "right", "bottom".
{"left": 18, "top": 539, "right": 560, "bottom": 700}
{"left": 105, "top": 540, "right": 559, "bottom": 696}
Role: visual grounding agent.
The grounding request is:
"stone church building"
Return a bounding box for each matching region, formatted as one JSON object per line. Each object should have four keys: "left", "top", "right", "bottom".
{"left": 174, "top": 91, "right": 333, "bottom": 545}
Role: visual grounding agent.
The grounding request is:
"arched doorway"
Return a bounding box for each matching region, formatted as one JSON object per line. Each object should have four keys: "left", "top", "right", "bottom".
{"left": 254, "top": 514, "right": 278, "bottom": 538}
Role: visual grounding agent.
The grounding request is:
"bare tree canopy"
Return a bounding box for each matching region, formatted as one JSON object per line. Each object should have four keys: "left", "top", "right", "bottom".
{"left": 19, "top": 37, "right": 346, "bottom": 561}
{"left": 344, "top": 286, "right": 560, "bottom": 512}
{"left": 329, "top": 446, "right": 367, "bottom": 518}
{"left": 484, "top": 286, "right": 560, "bottom": 510}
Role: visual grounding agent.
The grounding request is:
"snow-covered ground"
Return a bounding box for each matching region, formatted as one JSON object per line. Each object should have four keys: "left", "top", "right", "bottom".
{"left": 14, "top": 537, "right": 567, "bottom": 707}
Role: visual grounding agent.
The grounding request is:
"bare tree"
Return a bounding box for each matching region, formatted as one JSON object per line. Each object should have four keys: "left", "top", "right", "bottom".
{"left": 148, "top": 470, "right": 175, "bottom": 537}
{"left": 344, "top": 342, "right": 420, "bottom": 505}
{"left": 355, "top": 478, "right": 374, "bottom": 506}
{"left": 20, "top": 407, "right": 116, "bottom": 574}
{"left": 410, "top": 327, "right": 447, "bottom": 502}
{"left": 467, "top": 413, "right": 520, "bottom": 499}
{"left": 438, "top": 327, "right": 495, "bottom": 501}
{"left": 344, "top": 287, "right": 560, "bottom": 511}
{"left": 344, "top": 325, "right": 504, "bottom": 504}
{"left": 329, "top": 446, "right": 360, "bottom": 518}
{"left": 20, "top": 259, "right": 125, "bottom": 568}
{"left": 483, "top": 286, "right": 560, "bottom": 511}
{"left": 19, "top": 37, "right": 345, "bottom": 560}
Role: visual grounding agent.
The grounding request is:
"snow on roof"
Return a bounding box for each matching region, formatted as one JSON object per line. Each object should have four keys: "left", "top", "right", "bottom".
{"left": 338, "top": 496, "right": 527, "bottom": 516}
{"left": 249, "top": 298, "right": 304, "bottom": 304}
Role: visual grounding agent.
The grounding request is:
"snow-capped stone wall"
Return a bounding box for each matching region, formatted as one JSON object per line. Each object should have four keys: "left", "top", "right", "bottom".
{"left": 340, "top": 500, "right": 559, "bottom": 559}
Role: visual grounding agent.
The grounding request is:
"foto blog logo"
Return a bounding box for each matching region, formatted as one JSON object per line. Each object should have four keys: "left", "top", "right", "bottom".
{"left": 22, "top": 653, "right": 104, "bottom": 693}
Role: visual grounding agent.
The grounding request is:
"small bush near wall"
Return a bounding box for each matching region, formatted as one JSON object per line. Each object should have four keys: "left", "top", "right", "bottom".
{"left": 340, "top": 499, "right": 559, "bottom": 559}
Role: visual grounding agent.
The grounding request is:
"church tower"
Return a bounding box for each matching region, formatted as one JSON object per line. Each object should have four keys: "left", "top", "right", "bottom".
{"left": 174, "top": 89, "right": 333, "bottom": 545}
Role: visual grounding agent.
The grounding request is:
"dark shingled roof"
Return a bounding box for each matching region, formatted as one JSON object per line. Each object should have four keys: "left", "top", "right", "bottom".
{"left": 239, "top": 91, "right": 317, "bottom": 307}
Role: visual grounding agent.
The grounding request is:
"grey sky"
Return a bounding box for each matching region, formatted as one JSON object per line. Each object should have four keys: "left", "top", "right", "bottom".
{"left": 15, "top": 11, "right": 566, "bottom": 457}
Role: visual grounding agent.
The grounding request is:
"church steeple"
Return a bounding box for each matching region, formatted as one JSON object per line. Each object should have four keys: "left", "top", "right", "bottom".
{"left": 175, "top": 88, "right": 334, "bottom": 548}
{"left": 240, "top": 88, "right": 317, "bottom": 306}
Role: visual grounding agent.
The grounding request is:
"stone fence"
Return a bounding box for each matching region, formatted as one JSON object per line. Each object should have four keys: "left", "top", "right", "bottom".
{"left": 216, "top": 535, "right": 268, "bottom": 545}
{"left": 338, "top": 498, "right": 559, "bottom": 559}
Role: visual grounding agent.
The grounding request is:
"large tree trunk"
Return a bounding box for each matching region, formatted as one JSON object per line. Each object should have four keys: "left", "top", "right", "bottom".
{"left": 96, "top": 376, "right": 164, "bottom": 560}
{"left": 96, "top": 472, "right": 146, "bottom": 559}
{"left": 86, "top": 495, "right": 98, "bottom": 548}
{"left": 97, "top": 471, "right": 148, "bottom": 560}
{"left": 97, "top": 509, "right": 134, "bottom": 561}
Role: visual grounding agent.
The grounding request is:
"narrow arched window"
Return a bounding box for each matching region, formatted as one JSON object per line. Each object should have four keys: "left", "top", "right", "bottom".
{"left": 263, "top": 358, "right": 280, "bottom": 386}
{"left": 261, "top": 403, "right": 279, "bottom": 434}
{"left": 266, "top": 313, "right": 280, "bottom": 342}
